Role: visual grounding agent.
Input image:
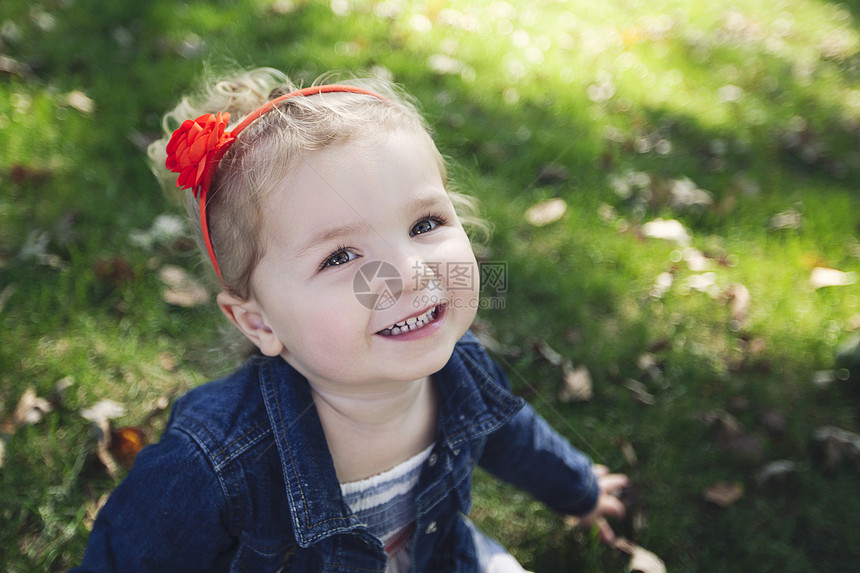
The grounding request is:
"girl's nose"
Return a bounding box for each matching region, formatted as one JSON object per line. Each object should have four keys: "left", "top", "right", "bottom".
{"left": 389, "top": 251, "right": 440, "bottom": 301}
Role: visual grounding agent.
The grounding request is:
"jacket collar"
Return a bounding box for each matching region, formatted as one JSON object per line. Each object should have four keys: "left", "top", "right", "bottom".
{"left": 257, "top": 331, "right": 523, "bottom": 548}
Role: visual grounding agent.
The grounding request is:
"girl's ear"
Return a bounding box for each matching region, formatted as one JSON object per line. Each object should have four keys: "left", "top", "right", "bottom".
{"left": 216, "top": 292, "right": 285, "bottom": 357}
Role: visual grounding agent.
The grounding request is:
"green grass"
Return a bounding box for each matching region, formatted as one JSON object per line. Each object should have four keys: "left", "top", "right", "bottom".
{"left": 2, "top": 0, "right": 859, "bottom": 571}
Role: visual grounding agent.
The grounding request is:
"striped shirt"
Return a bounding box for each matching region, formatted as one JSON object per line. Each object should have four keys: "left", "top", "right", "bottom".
{"left": 340, "top": 445, "right": 434, "bottom": 572}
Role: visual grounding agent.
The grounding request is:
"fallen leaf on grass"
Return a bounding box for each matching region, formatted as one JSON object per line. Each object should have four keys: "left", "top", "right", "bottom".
{"left": 559, "top": 363, "right": 594, "bottom": 402}
{"left": 809, "top": 267, "right": 857, "bottom": 289}
{"left": 756, "top": 460, "right": 798, "bottom": 490}
{"left": 704, "top": 481, "right": 744, "bottom": 506}
{"left": 533, "top": 339, "right": 565, "bottom": 366}
{"left": 109, "top": 426, "right": 148, "bottom": 467}
{"left": 158, "top": 265, "right": 210, "bottom": 307}
{"left": 128, "top": 213, "right": 187, "bottom": 250}
{"left": 668, "top": 177, "right": 713, "bottom": 211}
{"left": 8, "top": 163, "right": 53, "bottom": 184}
{"left": 698, "top": 409, "right": 764, "bottom": 460}
{"left": 624, "top": 379, "right": 655, "bottom": 405}
{"left": 94, "top": 258, "right": 136, "bottom": 289}
{"left": 682, "top": 247, "right": 713, "bottom": 272}
{"left": 80, "top": 400, "right": 126, "bottom": 423}
{"left": 724, "top": 283, "right": 751, "bottom": 327}
{"left": 648, "top": 271, "right": 673, "bottom": 299}
{"left": 64, "top": 90, "right": 95, "bottom": 114}
{"left": 767, "top": 207, "right": 802, "bottom": 230}
{"left": 0, "top": 437, "right": 6, "bottom": 468}
{"left": 681, "top": 272, "right": 720, "bottom": 298}
{"left": 641, "top": 218, "right": 690, "bottom": 246}
{"left": 536, "top": 163, "right": 569, "bottom": 185}
{"left": 3, "top": 388, "right": 53, "bottom": 433}
{"left": 613, "top": 538, "right": 667, "bottom": 573}
{"left": 84, "top": 491, "right": 111, "bottom": 531}
{"left": 698, "top": 409, "right": 744, "bottom": 442}
{"left": 80, "top": 399, "right": 127, "bottom": 479}
{"left": 811, "top": 426, "right": 860, "bottom": 472}
{"left": 525, "top": 198, "right": 567, "bottom": 226}
{"left": 616, "top": 437, "right": 639, "bottom": 467}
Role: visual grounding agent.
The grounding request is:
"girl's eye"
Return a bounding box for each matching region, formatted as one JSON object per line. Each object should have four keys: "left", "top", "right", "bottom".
{"left": 410, "top": 216, "right": 445, "bottom": 237}
{"left": 319, "top": 248, "right": 357, "bottom": 270}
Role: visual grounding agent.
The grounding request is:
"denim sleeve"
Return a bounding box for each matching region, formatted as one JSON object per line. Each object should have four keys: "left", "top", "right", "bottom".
{"left": 72, "top": 428, "right": 234, "bottom": 572}
{"left": 478, "top": 364, "right": 600, "bottom": 517}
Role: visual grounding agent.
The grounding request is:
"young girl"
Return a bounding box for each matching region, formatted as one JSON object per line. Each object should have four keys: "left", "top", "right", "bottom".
{"left": 74, "top": 68, "right": 627, "bottom": 572}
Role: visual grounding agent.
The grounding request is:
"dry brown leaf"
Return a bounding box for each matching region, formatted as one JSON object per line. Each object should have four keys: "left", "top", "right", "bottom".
{"left": 158, "top": 265, "right": 210, "bottom": 307}
{"left": 525, "top": 198, "right": 567, "bottom": 226}
{"left": 559, "top": 363, "right": 594, "bottom": 403}
{"left": 94, "top": 258, "right": 136, "bottom": 289}
{"left": 110, "top": 426, "right": 148, "bottom": 468}
{"left": 613, "top": 538, "right": 667, "bottom": 573}
{"left": 704, "top": 481, "right": 744, "bottom": 506}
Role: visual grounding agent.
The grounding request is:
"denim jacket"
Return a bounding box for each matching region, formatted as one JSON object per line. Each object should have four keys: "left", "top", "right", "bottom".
{"left": 74, "top": 331, "right": 599, "bottom": 572}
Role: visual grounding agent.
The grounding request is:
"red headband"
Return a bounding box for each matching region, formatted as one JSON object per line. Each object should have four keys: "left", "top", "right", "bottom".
{"left": 165, "top": 84, "right": 386, "bottom": 282}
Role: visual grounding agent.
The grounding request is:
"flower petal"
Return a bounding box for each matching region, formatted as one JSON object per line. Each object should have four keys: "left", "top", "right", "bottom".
{"left": 194, "top": 160, "right": 207, "bottom": 186}
{"left": 188, "top": 135, "right": 210, "bottom": 164}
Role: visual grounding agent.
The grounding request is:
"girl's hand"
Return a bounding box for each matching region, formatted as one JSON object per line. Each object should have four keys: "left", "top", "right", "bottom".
{"left": 578, "top": 464, "right": 629, "bottom": 544}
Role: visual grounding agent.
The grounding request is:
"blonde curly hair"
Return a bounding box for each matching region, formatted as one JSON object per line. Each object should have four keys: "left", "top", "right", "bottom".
{"left": 148, "top": 67, "right": 483, "bottom": 300}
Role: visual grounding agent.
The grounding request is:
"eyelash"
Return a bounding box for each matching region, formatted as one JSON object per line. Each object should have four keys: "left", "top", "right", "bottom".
{"left": 316, "top": 213, "right": 448, "bottom": 271}
{"left": 410, "top": 212, "right": 448, "bottom": 236}
{"left": 317, "top": 244, "right": 354, "bottom": 271}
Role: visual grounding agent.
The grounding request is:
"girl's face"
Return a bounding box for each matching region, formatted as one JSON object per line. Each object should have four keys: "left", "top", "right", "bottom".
{"left": 240, "top": 129, "right": 479, "bottom": 390}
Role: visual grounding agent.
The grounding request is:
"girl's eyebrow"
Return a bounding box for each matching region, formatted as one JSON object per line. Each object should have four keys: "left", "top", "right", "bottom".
{"left": 294, "top": 193, "right": 449, "bottom": 257}
{"left": 408, "top": 194, "right": 449, "bottom": 214}
{"left": 295, "top": 221, "right": 368, "bottom": 257}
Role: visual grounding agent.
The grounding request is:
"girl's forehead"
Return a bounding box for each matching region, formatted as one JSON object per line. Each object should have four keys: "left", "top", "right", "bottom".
{"left": 260, "top": 129, "right": 448, "bottom": 239}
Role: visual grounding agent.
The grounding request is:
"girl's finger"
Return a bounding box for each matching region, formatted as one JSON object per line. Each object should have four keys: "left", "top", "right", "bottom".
{"left": 599, "top": 473, "right": 629, "bottom": 493}
{"left": 598, "top": 493, "right": 626, "bottom": 519}
{"left": 596, "top": 517, "right": 616, "bottom": 544}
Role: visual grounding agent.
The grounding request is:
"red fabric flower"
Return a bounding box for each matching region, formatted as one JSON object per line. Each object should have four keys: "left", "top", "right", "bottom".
{"left": 165, "top": 112, "right": 233, "bottom": 196}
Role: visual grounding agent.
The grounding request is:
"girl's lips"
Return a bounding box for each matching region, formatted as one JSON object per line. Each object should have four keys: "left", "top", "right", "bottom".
{"left": 376, "top": 304, "right": 446, "bottom": 338}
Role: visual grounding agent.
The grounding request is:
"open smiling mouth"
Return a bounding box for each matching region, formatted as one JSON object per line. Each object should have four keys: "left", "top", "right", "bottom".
{"left": 376, "top": 305, "right": 442, "bottom": 336}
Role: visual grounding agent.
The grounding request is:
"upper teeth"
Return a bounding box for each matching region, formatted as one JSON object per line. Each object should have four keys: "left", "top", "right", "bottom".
{"left": 381, "top": 307, "right": 437, "bottom": 335}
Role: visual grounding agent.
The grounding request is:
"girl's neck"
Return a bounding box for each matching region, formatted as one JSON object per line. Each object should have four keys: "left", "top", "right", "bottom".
{"left": 309, "top": 375, "right": 433, "bottom": 432}
{"left": 308, "top": 376, "right": 438, "bottom": 483}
